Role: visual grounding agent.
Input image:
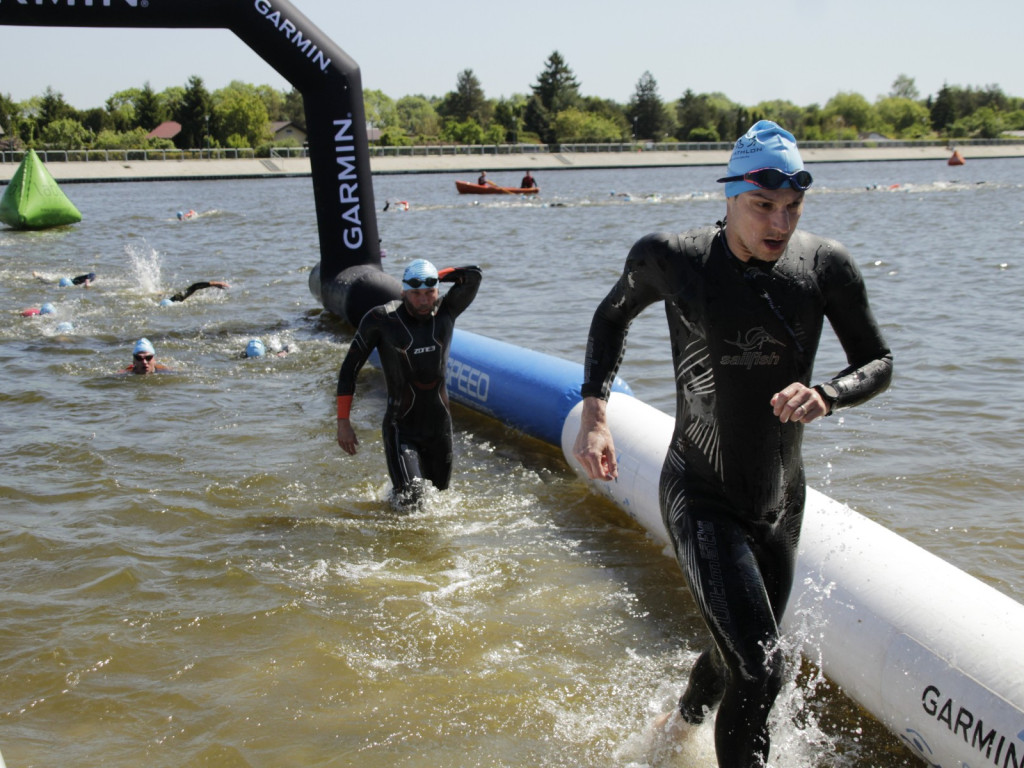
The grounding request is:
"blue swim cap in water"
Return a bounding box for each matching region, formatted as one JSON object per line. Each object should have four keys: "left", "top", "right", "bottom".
{"left": 402, "top": 259, "right": 439, "bottom": 290}
{"left": 40, "top": 302, "right": 56, "bottom": 315}
{"left": 159, "top": 298, "right": 174, "bottom": 307}
{"left": 245, "top": 339, "right": 266, "bottom": 358}
{"left": 133, "top": 338, "right": 155, "bottom": 357}
{"left": 55, "top": 322, "right": 74, "bottom": 334}
{"left": 721, "top": 120, "right": 804, "bottom": 198}
{"left": 59, "top": 276, "right": 73, "bottom": 287}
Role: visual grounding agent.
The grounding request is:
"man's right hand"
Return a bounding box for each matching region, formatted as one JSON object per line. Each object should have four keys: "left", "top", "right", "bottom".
{"left": 572, "top": 397, "right": 618, "bottom": 481}
{"left": 337, "top": 419, "right": 359, "bottom": 455}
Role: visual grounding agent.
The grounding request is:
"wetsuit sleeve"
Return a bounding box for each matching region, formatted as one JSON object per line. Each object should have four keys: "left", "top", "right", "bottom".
{"left": 819, "top": 244, "right": 893, "bottom": 411}
{"left": 582, "top": 233, "right": 678, "bottom": 400}
{"left": 437, "top": 266, "right": 482, "bottom": 319}
{"left": 169, "top": 282, "right": 212, "bottom": 302}
{"left": 336, "top": 309, "right": 382, "bottom": 398}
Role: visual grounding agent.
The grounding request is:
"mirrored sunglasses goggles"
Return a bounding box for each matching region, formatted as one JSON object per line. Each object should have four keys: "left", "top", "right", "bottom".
{"left": 716, "top": 167, "right": 813, "bottom": 191}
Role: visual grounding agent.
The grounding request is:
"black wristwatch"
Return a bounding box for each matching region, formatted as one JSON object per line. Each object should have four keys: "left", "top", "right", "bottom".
{"left": 814, "top": 382, "right": 840, "bottom": 415}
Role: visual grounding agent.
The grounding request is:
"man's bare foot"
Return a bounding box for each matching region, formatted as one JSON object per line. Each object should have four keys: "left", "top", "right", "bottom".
{"left": 645, "top": 708, "right": 696, "bottom": 762}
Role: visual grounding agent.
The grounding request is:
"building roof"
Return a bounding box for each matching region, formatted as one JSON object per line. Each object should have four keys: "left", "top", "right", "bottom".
{"left": 146, "top": 121, "right": 181, "bottom": 140}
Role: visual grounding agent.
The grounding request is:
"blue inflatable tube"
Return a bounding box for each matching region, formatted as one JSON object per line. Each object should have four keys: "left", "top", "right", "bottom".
{"left": 446, "top": 329, "right": 632, "bottom": 446}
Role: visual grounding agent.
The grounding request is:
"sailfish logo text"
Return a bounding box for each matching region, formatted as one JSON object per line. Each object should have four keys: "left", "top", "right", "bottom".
{"left": 721, "top": 327, "right": 784, "bottom": 368}
{"left": 334, "top": 120, "right": 363, "bottom": 249}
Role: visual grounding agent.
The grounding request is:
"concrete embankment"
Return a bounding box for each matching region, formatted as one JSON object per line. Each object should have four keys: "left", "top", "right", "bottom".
{"left": 3, "top": 143, "right": 1024, "bottom": 184}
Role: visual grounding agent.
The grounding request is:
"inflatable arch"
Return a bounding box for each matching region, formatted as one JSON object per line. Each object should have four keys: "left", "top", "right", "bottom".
{"left": 6, "top": 7, "right": 1024, "bottom": 768}
{"left": 0, "top": 0, "right": 401, "bottom": 325}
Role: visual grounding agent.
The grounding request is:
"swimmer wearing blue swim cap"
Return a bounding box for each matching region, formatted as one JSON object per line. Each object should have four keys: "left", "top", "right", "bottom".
{"left": 125, "top": 337, "right": 169, "bottom": 375}
{"left": 245, "top": 339, "right": 266, "bottom": 358}
{"left": 40, "top": 303, "right": 56, "bottom": 315}
{"left": 336, "top": 260, "right": 483, "bottom": 506}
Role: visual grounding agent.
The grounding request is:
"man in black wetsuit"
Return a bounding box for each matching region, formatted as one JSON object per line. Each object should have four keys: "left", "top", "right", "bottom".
{"left": 573, "top": 121, "right": 892, "bottom": 767}
{"left": 336, "top": 259, "right": 482, "bottom": 504}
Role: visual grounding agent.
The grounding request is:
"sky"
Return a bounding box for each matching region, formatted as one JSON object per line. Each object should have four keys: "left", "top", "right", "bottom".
{"left": 3, "top": 0, "right": 1024, "bottom": 111}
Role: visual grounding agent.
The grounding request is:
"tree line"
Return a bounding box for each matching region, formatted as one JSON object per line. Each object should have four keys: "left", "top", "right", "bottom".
{"left": 2, "top": 53, "right": 1022, "bottom": 154}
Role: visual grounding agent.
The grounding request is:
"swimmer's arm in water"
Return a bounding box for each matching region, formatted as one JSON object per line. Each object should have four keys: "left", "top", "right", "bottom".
{"left": 168, "top": 280, "right": 230, "bottom": 302}
{"left": 573, "top": 396, "right": 618, "bottom": 481}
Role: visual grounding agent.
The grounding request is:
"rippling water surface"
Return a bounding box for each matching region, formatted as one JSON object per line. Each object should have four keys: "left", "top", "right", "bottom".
{"left": 2, "top": 159, "right": 1023, "bottom": 767}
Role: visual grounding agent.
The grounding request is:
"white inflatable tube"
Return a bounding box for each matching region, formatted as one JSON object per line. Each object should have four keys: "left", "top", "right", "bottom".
{"left": 561, "top": 393, "right": 1024, "bottom": 768}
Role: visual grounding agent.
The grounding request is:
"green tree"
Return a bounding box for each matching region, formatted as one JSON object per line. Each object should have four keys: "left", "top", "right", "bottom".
{"left": 875, "top": 96, "right": 931, "bottom": 138}
{"left": 823, "top": 91, "right": 877, "bottom": 136}
{"left": 282, "top": 88, "right": 306, "bottom": 133}
{"left": 889, "top": 74, "right": 920, "bottom": 101}
{"left": 256, "top": 84, "right": 287, "bottom": 121}
{"left": 40, "top": 117, "right": 93, "bottom": 149}
{"left": 364, "top": 89, "right": 399, "bottom": 132}
{"left": 105, "top": 88, "right": 140, "bottom": 133}
{"left": 38, "top": 86, "right": 75, "bottom": 130}
{"left": 492, "top": 95, "right": 527, "bottom": 143}
{"left": 532, "top": 51, "right": 580, "bottom": 113}
{"left": 212, "top": 81, "right": 271, "bottom": 148}
{"left": 137, "top": 82, "right": 167, "bottom": 131}
{"left": 751, "top": 100, "right": 805, "bottom": 138}
{"left": 174, "top": 75, "right": 211, "bottom": 149}
{"left": 551, "top": 108, "right": 622, "bottom": 143}
{"left": 627, "top": 71, "right": 668, "bottom": 141}
{"left": 437, "top": 69, "right": 488, "bottom": 125}
{"left": 528, "top": 51, "right": 581, "bottom": 143}
{"left": 930, "top": 83, "right": 956, "bottom": 132}
{"left": 396, "top": 95, "right": 439, "bottom": 139}
{"left": 440, "top": 118, "right": 485, "bottom": 145}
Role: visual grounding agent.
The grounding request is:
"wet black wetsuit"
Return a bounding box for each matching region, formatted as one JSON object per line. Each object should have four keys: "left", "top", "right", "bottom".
{"left": 168, "top": 281, "right": 224, "bottom": 302}
{"left": 337, "top": 266, "right": 482, "bottom": 501}
{"left": 582, "top": 223, "right": 892, "bottom": 766}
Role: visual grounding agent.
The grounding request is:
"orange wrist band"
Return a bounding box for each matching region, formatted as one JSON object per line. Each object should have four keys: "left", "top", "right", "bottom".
{"left": 337, "top": 395, "right": 352, "bottom": 419}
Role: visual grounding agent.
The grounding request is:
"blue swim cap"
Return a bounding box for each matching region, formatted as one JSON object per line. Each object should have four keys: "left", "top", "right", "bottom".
{"left": 40, "top": 302, "right": 56, "bottom": 315}
{"left": 402, "top": 259, "right": 439, "bottom": 290}
{"left": 245, "top": 338, "right": 266, "bottom": 358}
{"left": 55, "top": 321, "right": 74, "bottom": 334}
{"left": 59, "top": 276, "right": 73, "bottom": 287}
{"left": 722, "top": 120, "right": 804, "bottom": 198}
{"left": 133, "top": 338, "right": 155, "bottom": 357}
{"left": 159, "top": 298, "right": 174, "bottom": 307}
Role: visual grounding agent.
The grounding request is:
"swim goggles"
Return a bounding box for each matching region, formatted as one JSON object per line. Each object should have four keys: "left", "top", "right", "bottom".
{"left": 404, "top": 277, "right": 438, "bottom": 288}
{"left": 134, "top": 354, "right": 154, "bottom": 362}
{"left": 716, "top": 167, "right": 813, "bottom": 191}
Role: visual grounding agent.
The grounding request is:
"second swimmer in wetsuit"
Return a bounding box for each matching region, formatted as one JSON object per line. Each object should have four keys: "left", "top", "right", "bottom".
{"left": 574, "top": 121, "right": 892, "bottom": 767}
{"left": 336, "top": 259, "right": 482, "bottom": 505}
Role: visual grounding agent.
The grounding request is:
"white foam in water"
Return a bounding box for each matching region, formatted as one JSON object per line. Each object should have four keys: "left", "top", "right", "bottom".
{"left": 124, "top": 241, "right": 163, "bottom": 295}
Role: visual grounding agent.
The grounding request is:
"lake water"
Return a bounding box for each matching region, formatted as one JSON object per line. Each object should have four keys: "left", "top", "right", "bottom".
{"left": 2, "top": 158, "right": 1022, "bottom": 767}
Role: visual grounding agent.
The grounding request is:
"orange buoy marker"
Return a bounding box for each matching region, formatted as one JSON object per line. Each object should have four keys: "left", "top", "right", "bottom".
{"left": 948, "top": 149, "right": 965, "bottom": 166}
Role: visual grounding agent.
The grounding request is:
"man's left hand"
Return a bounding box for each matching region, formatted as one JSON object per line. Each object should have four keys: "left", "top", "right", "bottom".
{"left": 771, "top": 383, "right": 828, "bottom": 423}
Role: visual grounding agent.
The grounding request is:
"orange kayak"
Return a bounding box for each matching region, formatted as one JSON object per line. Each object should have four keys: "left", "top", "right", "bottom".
{"left": 455, "top": 180, "right": 539, "bottom": 195}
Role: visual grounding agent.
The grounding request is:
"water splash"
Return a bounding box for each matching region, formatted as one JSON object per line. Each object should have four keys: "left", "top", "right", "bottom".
{"left": 124, "top": 241, "right": 163, "bottom": 295}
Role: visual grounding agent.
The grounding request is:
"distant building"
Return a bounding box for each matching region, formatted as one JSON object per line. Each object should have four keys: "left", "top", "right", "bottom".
{"left": 270, "top": 120, "right": 307, "bottom": 145}
{"left": 146, "top": 121, "right": 182, "bottom": 140}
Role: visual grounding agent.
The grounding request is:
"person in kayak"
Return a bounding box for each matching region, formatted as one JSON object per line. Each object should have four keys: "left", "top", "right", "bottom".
{"left": 573, "top": 120, "right": 893, "bottom": 767}
{"left": 336, "top": 259, "right": 482, "bottom": 505}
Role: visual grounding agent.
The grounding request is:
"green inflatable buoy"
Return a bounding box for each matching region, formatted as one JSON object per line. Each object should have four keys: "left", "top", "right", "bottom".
{"left": 0, "top": 149, "right": 83, "bottom": 229}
